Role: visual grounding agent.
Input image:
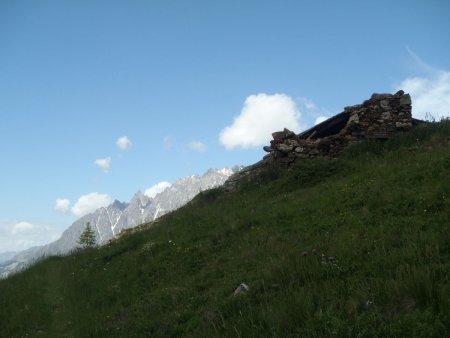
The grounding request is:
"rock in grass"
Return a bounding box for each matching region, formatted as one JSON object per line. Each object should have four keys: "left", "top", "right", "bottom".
{"left": 232, "top": 283, "right": 249, "bottom": 297}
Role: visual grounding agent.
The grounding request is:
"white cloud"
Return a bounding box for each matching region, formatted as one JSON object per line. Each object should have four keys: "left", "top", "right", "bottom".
{"left": 94, "top": 157, "right": 111, "bottom": 173}
{"left": 71, "top": 192, "right": 113, "bottom": 217}
{"left": 0, "top": 220, "right": 62, "bottom": 253}
{"left": 315, "top": 116, "right": 329, "bottom": 125}
{"left": 116, "top": 136, "right": 132, "bottom": 150}
{"left": 54, "top": 198, "right": 71, "bottom": 213}
{"left": 144, "top": 181, "right": 172, "bottom": 198}
{"left": 219, "top": 93, "right": 302, "bottom": 149}
{"left": 397, "top": 71, "right": 450, "bottom": 120}
{"left": 11, "top": 221, "right": 35, "bottom": 234}
{"left": 188, "top": 141, "right": 207, "bottom": 152}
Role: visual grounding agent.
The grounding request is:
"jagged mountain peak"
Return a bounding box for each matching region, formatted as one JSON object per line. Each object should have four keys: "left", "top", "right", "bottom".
{"left": 130, "top": 191, "right": 150, "bottom": 205}
{"left": 1, "top": 166, "right": 240, "bottom": 279}
{"left": 110, "top": 199, "right": 128, "bottom": 210}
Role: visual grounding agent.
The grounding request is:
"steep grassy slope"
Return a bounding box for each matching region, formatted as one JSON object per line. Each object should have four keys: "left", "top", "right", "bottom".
{"left": 1, "top": 121, "right": 449, "bottom": 338}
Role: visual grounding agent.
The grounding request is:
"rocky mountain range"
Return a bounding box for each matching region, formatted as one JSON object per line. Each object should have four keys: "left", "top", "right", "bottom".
{"left": 0, "top": 167, "right": 240, "bottom": 279}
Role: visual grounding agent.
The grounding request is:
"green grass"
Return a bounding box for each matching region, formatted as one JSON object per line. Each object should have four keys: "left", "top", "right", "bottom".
{"left": 1, "top": 121, "right": 449, "bottom": 337}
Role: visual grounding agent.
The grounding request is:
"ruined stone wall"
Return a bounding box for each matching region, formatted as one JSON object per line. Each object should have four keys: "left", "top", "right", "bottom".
{"left": 344, "top": 90, "right": 412, "bottom": 136}
{"left": 263, "top": 90, "right": 412, "bottom": 164}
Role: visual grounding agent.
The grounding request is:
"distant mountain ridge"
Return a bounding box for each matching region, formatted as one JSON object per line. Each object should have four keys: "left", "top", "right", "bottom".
{"left": 0, "top": 167, "right": 240, "bottom": 279}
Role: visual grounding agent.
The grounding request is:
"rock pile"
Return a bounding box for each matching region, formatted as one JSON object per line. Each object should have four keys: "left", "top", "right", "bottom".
{"left": 263, "top": 90, "right": 413, "bottom": 165}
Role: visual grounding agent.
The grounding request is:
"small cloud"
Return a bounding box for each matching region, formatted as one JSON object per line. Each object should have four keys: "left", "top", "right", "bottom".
{"left": 188, "top": 141, "right": 207, "bottom": 152}
{"left": 219, "top": 93, "right": 302, "bottom": 149}
{"left": 163, "top": 136, "right": 173, "bottom": 150}
{"left": 94, "top": 157, "right": 111, "bottom": 173}
{"left": 71, "top": 192, "right": 113, "bottom": 217}
{"left": 144, "top": 181, "right": 172, "bottom": 198}
{"left": 54, "top": 198, "right": 71, "bottom": 213}
{"left": 314, "top": 116, "right": 329, "bottom": 125}
{"left": 116, "top": 136, "right": 132, "bottom": 150}
{"left": 11, "top": 221, "right": 35, "bottom": 234}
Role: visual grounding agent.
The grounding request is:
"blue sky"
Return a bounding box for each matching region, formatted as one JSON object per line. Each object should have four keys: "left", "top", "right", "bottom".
{"left": 1, "top": 0, "right": 449, "bottom": 253}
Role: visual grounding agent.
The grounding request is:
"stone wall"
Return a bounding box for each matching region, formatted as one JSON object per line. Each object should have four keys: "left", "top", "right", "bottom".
{"left": 263, "top": 90, "right": 412, "bottom": 165}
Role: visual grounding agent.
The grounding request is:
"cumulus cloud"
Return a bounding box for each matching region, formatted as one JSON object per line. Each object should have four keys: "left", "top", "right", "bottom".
{"left": 397, "top": 71, "right": 450, "bottom": 120}
{"left": 71, "top": 192, "right": 113, "bottom": 217}
{"left": 314, "top": 116, "right": 329, "bottom": 125}
{"left": 11, "top": 221, "right": 35, "bottom": 234}
{"left": 116, "top": 136, "right": 132, "bottom": 150}
{"left": 54, "top": 194, "right": 112, "bottom": 217}
{"left": 0, "top": 220, "right": 62, "bottom": 253}
{"left": 94, "top": 157, "right": 111, "bottom": 173}
{"left": 219, "top": 93, "right": 302, "bottom": 149}
{"left": 54, "top": 198, "right": 71, "bottom": 213}
{"left": 188, "top": 141, "right": 207, "bottom": 152}
{"left": 144, "top": 181, "right": 172, "bottom": 198}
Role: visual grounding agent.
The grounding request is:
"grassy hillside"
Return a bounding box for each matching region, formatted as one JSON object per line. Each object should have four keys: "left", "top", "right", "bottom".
{"left": 1, "top": 121, "right": 449, "bottom": 338}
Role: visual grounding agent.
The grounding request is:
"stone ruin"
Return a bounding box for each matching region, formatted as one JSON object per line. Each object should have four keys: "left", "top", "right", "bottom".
{"left": 262, "top": 90, "right": 417, "bottom": 165}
